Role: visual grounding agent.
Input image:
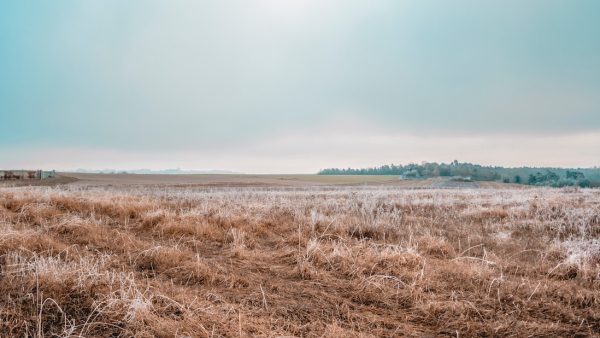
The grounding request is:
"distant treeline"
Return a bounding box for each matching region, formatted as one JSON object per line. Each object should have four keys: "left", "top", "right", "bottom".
{"left": 318, "top": 161, "right": 600, "bottom": 188}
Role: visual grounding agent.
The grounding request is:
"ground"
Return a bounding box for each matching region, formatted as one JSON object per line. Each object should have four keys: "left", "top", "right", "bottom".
{"left": 0, "top": 175, "right": 598, "bottom": 337}
{"left": 1, "top": 173, "right": 520, "bottom": 188}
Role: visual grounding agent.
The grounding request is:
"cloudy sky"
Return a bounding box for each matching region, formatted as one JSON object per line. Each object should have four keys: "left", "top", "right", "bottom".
{"left": 1, "top": 0, "right": 599, "bottom": 173}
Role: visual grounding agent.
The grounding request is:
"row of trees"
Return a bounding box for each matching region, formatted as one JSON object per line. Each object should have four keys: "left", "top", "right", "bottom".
{"left": 319, "top": 161, "right": 501, "bottom": 181}
{"left": 527, "top": 170, "right": 591, "bottom": 188}
{"left": 318, "top": 162, "right": 598, "bottom": 187}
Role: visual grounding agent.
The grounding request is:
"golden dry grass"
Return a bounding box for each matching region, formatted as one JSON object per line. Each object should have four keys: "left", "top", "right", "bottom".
{"left": 0, "top": 185, "right": 598, "bottom": 337}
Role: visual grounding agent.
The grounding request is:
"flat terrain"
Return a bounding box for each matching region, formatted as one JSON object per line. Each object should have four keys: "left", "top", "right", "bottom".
{"left": 64, "top": 173, "right": 404, "bottom": 187}
{"left": 0, "top": 180, "right": 597, "bottom": 337}
{"left": 1, "top": 173, "right": 522, "bottom": 189}
{"left": 0, "top": 175, "right": 78, "bottom": 187}
{"left": 54, "top": 173, "right": 520, "bottom": 189}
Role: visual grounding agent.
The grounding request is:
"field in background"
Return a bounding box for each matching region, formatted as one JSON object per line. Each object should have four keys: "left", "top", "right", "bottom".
{"left": 64, "top": 173, "right": 403, "bottom": 187}
{"left": 0, "top": 182, "right": 598, "bottom": 337}
{"left": 0, "top": 173, "right": 523, "bottom": 189}
{"left": 51, "top": 173, "right": 519, "bottom": 189}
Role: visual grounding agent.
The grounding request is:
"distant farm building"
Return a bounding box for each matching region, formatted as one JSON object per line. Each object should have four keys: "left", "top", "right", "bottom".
{"left": 0, "top": 170, "right": 56, "bottom": 181}
{"left": 399, "top": 169, "right": 421, "bottom": 179}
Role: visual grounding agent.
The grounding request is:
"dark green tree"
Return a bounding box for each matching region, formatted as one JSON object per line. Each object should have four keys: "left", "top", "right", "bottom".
{"left": 566, "top": 171, "right": 585, "bottom": 180}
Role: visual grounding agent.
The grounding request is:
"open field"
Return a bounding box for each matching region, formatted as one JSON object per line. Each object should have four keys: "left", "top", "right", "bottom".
{"left": 63, "top": 173, "right": 404, "bottom": 187}
{"left": 0, "top": 176, "right": 79, "bottom": 188}
{"left": 1, "top": 173, "right": 522, "bottom": 189}
{"left": 0, "top": 183, "right": 598, "bottom": 337}
{"left": 16, "top": 173, "right": 518, "bottom": 189}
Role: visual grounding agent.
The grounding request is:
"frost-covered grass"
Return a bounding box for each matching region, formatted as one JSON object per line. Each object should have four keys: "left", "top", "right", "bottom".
{"left": 0, "top": 185, "right": 598, "bottom": 337}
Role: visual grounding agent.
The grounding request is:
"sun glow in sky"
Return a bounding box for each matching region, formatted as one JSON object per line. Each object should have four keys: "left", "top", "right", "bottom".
{"left": 1, "top": 0, "right": 599, "bottom": 173}
{"left": 257, "top": 0, "right": 322, "bottom": 14}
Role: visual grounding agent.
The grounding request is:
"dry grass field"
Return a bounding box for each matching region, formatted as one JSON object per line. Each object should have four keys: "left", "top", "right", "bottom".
{"left": 0, "top": 182, "right": 598, "bottom": 337}
{"left": 62, "top": 173, "right": 402, "bottom": 187}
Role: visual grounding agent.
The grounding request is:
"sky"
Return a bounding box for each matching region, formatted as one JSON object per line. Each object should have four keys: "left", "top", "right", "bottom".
{"left": 1, "top": 0, "right": 599, "bottom": 173}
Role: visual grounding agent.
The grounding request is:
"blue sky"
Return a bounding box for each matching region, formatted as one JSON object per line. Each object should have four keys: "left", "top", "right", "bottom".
{"left": 1, "top": 1, "right": 599, "bottom": 172}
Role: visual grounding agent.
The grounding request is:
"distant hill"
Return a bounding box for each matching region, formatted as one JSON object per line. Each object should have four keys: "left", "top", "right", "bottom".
{"left": 318, "top": 161, "right": 600, "bottom": 188}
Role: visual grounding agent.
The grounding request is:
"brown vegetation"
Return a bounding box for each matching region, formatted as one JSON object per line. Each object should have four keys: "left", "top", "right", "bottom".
{"left": 0, "top": 185, "right": 598, "bottom": 337}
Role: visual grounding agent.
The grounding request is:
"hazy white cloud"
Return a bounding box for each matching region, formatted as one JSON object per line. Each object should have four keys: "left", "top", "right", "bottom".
{"left": 3, "top": 118, "right": 598, "bottom": 173}
{"left": 1, "top": 1, "right": 599, "bottom": 170}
